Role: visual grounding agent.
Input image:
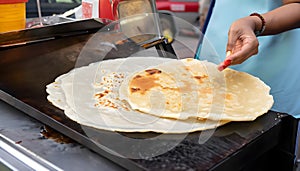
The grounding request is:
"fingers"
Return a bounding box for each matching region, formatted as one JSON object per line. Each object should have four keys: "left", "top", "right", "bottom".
{"left": 217, "top": 51, "right": 232, "bottom": 71}
{"left": 220, "top": 24, "right": 243, "bottom": 71}
{"left": 226, "top": 26, "right": 240, "bottom": 54}
{"left": 217, "top": 48, "right": 254, "bottom": 71}
{"left": 218, "top": 17, "right": 260, "bottom": 71}
{"left": 217, "top": 59, "right": 232, "bottom": 71}
{"left": 218, "top": 36, "right": 259, "bottom": 71}
{"left": 217, "top": 46, "right": 256, "bottom": 71}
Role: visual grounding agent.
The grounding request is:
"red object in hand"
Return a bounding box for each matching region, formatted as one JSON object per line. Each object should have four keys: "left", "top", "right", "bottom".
{"left": 223, "top": 59, "right": 232, "bottom": 67}
{"left": 218, "top": 59, "right": 232, "bottom": 71}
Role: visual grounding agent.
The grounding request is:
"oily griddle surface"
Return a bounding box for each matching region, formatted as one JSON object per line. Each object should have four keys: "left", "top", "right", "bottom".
{"left": 0, "top": 32, "right": 282, "bottom": 171}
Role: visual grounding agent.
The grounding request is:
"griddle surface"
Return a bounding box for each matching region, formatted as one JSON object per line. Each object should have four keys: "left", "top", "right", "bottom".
{"left": 0, "top": 30, "right": 283, "bottom": 170}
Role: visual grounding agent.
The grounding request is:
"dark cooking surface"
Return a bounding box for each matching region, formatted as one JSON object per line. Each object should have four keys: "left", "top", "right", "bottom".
{"left": 0, "top": 28, "right": 284, "bottom": 170}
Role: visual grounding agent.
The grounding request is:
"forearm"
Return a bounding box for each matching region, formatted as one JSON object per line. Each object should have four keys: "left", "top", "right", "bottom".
{"left": 220, "top": 1, "right": 300, "bottom": 70}
{"left": 260, "top": 3, "right": 300, "bottom": 35}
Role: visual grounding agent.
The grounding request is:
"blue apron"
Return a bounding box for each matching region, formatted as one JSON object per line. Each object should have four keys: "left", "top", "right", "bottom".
{"left": 196, "top": 0, "right": 300, "bottom": 118}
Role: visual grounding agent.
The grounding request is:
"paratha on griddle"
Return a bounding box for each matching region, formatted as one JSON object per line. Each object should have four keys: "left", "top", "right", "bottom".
{"left": 46, "top": 57, "right": 229, "bottom": 133}
{"left": 119, "top": 58, "right": 273, "bottom": 121}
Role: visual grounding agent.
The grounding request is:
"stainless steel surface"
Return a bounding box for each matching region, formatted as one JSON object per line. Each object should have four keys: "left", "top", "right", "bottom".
{"left": 0, "top": 19, "right": 106, "bottom": 47}
{"left": 295, "top": 122, "right": 300, "bottom": 171}
{"left": 36, "top": 0, "right": 43, "bottom": 26}
{"left": 0, "top": 134, "right": 62, "bottom": 171}
{"left": 0, "top": 100, "right": 124, "bottom": 171}
{"left": 117, "top": 0, "right": 164, "bottom": 46}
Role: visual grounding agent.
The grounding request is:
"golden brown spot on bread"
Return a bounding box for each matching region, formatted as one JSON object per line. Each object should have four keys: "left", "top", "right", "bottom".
{"left": 194, "top": 75, "right": 208, "bottom": 83}
{"left": 104, "top": 89, "right": 111, "bottom": 93}
{"left": 95, "top": 90, "right": 111, "bottom": 99}
{"left": 196, "top": 117, "right": 207, "bottom": 121}
{"left": 162, "top": 87, "right": 179, "bottom": 91}
{"left": 185, "top": 66, "right": 191, "bottom": 71}
{"left": 145, "top": 69, "right": 162, "bottom": 75}
{"left": 130, "top": 73, "right": 159, "bottom": 94}
{"left": 186, "top": 58, "right": 194, "bottom": 62}
{"left": 130, "top": 87, "right": 141, "bottom": 93}
{"left": 200, "top": 87, "right": 212, "bottom": 94}
{"left": 134, "top": 75, "right": 142, "bottom": 79}
{"left": 225, "top": 93, "right": 232, "bottom": 100}
{"left": 95, "top": 93, "right": 105, "bottom": 98}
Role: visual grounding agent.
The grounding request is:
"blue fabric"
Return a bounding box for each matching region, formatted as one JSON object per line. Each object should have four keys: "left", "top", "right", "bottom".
{"left": 197, "top": 0, "right": 300, "bottom": 118}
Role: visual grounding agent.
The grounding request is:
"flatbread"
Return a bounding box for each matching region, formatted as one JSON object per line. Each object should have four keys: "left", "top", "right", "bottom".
{"left": 46, "top": 57, "right": 229, "bottom": 133}
{"left": 119, "top": 58, "right": 274, "bottom": 121}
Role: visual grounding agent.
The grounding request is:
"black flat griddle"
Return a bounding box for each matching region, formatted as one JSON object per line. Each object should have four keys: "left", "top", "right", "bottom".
{"left": 0, "top": 20, "right": 292, "bottom": 170}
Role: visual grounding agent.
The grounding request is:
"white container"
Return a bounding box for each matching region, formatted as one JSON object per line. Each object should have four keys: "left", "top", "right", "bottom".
{"left": 81, "top": 0, "right": 99, "bottom": 18}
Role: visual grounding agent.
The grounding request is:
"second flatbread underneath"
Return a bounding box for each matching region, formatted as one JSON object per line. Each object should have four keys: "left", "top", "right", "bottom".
{"left": 119, "top": 58, "right": 274, "bottom": 121}
{"left": 46, "top": 57, "right": 229, "bottom": 133}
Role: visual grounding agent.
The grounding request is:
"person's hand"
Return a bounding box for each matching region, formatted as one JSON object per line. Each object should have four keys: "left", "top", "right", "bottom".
{"left": 218, "top": 17, "right": 260, "bottom": 71}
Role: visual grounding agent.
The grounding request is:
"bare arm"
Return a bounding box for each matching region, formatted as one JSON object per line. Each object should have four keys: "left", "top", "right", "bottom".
{"left": 217, "top": 2, "right": 300, "bottom": 71}
{"left": 258, "top": 3, "right": 300, "bottom": 35}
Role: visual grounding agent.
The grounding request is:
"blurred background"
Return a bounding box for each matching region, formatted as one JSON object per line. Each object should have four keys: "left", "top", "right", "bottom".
{"left": 25, "top": 0, "right": 202, "bottom": 26}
